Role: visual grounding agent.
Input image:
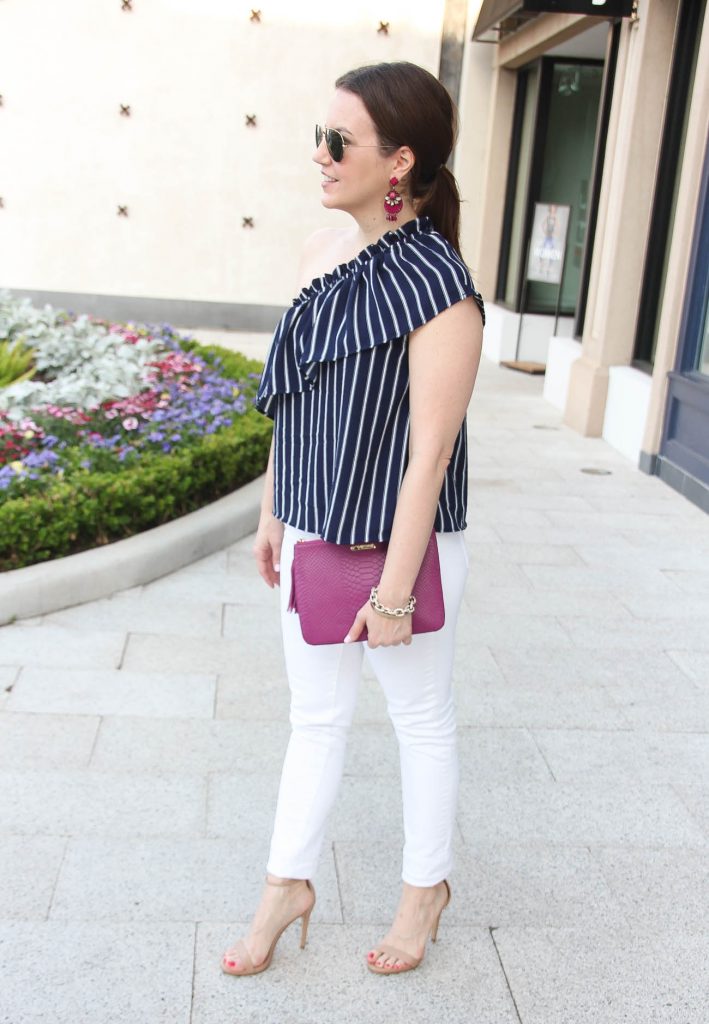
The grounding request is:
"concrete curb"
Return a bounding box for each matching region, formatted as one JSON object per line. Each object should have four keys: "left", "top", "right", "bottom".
{"left": 0, "top": 476, "right": 264, "bottom": 625}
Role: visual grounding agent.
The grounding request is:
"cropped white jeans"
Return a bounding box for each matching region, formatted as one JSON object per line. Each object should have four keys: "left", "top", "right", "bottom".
{"left": 266, "top": 524, "right": 469, "bottom": 888}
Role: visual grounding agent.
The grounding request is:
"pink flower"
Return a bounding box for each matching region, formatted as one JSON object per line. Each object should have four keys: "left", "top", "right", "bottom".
{"left": 122, "top": 417, "right": 139, "bottom": 430}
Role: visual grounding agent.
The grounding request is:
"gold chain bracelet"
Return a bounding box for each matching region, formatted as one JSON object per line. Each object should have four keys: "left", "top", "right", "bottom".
{"left": 369, "top": 586, "right": 416, "bottom": 618}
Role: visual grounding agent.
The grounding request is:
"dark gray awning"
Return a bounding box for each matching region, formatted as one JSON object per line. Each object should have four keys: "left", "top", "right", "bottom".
{"left": 473, "top": 0, "right": 633, "bottom": 41}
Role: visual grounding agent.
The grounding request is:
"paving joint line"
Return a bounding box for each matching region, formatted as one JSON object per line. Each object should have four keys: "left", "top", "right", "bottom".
{"left": 188, "top": 922, "right": 199, "bottom": 1024}
{"left": 45, "top": 834, "right": 71, "bottom": 922}
{"left": 331, "top": 841, "right": 346, "bottom": 925}
{"left": 86, "top": 714, "right": 103, "bottom": 767}
{"left": 212, "top": 674, "right": 219, "bottom": 719}
{"left": 489, "top": 926, "right": 523, "bottom": 1024}
{"left": 117, "top": 633, "right": 130, "bottom": 670}
{"left": 3, "top": 665, "right": 22, "bottom": 696}
{"left": 528, "top": 729, "right": 557, "bottom": 782}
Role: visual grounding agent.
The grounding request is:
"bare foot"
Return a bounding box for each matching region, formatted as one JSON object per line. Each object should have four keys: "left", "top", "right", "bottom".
{"left": 222, "top": 876, "right": 313, "bottom": 973}
{"left": 367, "top": 881, "right": 450, "bottom": 971}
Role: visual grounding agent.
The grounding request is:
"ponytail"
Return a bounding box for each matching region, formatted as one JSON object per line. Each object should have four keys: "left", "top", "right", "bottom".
{"left": 413, "top": 164, "right": 462, "bottom": 257}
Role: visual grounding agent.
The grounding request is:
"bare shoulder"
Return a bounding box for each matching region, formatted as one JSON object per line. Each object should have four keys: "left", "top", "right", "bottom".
{"left": 295, "top": 226, "right": 357, "bottom": 291}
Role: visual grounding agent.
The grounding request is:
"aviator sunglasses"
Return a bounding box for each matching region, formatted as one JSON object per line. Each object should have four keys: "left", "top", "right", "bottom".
{"left": 315, "top": 123, "right": 386, "bottom": 162}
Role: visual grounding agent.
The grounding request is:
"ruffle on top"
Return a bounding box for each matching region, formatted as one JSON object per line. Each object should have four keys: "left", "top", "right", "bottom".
{"left": 255, "top": 216, "right": 485, "bottom": 418}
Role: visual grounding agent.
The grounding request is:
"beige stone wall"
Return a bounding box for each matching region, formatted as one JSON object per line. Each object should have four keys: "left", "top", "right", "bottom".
{"left": 455, "top": 1, "right": 494, "bottom": 287}
{"left": 0, "top": 0, "right": 447, "bottom": 308}
{"left": 564, "top": 0, "right": 681, "bottom": 435}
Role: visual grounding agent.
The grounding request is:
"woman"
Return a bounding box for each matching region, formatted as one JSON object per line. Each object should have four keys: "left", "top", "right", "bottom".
{"left": 222, "top": 61, "right": 484, "bottom": 977}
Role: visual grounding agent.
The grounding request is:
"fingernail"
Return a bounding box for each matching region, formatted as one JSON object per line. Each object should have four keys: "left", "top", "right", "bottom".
{"left": 274, "top": 562, "right": 280, "bottom": 571}
{"left": 343, "top": 635, "right": 351, "bottom": 644}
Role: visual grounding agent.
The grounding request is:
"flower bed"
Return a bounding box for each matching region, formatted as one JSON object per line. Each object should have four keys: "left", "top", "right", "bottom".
{"left": 0, "top": 292, "right": 271, "bottom": 570}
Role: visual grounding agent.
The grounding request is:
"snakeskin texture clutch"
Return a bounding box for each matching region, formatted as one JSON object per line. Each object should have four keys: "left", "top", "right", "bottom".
{"left": 287, "top": 531, "right": 445, "bottom": 645}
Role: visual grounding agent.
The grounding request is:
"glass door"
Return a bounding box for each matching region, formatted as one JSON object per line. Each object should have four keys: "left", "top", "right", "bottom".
{"left": 527, "top": 62, "right": 603, "bottom": 315}
{"left": 496, "top": 55, "right": 606, "bottom": 326}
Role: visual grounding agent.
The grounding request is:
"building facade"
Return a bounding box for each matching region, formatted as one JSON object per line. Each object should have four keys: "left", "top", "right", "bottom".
{"left": 458, "top": 0, "right": 709, "bottom": 512}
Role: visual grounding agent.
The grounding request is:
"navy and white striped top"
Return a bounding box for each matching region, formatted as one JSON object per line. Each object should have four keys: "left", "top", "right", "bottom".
{"left": 255, "top": 216, "right": 485, "bottom": 545}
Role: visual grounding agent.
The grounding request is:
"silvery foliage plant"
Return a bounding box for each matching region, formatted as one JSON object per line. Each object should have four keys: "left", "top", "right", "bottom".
{"left": 0, "top": 290, "right": 167, "bottom": 420}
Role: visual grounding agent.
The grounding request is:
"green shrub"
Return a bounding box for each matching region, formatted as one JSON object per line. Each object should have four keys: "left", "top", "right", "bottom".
{"left": 0, "top": 341, "right": 271, "bottom": 571}
{"left": 0, "top": 411, "right": 271, "bottom": 570}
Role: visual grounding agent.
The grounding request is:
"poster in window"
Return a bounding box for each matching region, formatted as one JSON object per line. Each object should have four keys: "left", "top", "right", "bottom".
{"left": 527, "top": 203, "right": 571, "bottom": 284}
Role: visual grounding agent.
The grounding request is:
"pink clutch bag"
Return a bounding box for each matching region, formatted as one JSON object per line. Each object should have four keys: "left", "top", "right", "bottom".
{"left": 287, "top": 531, "right": 445, "bottom": 645}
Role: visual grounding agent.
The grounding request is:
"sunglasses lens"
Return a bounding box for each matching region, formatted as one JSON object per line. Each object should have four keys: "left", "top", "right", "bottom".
{"left": 327, "top": 129, "right": 344, "bottom": 162}
{"left": 316, "top": 125, "right": 343, "bottom": 162}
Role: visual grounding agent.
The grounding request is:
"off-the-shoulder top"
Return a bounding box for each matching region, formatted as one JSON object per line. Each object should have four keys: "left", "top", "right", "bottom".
{"left": 255, "top": 216, "right": 485, "bottom": 545}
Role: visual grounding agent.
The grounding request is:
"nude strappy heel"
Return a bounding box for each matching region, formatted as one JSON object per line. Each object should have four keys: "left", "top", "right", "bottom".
{"left": 221, "top": 877, "right": 316, "bottom": 977}
{"left": 366, "top": 879, "right": 451, "bottom": 975}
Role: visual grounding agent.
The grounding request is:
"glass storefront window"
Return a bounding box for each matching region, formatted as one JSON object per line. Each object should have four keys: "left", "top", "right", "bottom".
{"left": 497, "top": 56, "right": 604, "bottom": 318}
{"left": 527, "top": 63, "right": 603, "bottom": 314}
{"left": 697, "top": 284, "right": 709, "bottom": 376}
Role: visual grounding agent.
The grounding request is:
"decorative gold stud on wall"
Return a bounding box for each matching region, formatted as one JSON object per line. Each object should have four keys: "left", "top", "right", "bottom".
{"left": 119, "top": 104, "right": 131, "bottom": 117}
{"left": 250, "top": 9, "right": 262, "bottom": 22}
{"left": 117, "top": 205, "right": 129, "bottom": 217}
{"left": 121, "top": 1, "right": 133, "bottom": 11}
{"left": 377, "top": 21, "right": 390, "bottom": 35}
{"left": 245, "top": 114, "right": 257, "bottom": 127}
{"left": 242, "top": 217, "right": 254, "bottom": 228}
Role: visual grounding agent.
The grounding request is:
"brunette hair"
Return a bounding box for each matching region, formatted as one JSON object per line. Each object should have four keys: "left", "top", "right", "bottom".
{"left": 335, "top": 61, "right": 463, "bottom": 255}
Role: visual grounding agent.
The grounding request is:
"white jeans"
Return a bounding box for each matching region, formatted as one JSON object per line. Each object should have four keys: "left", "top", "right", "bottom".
{"left": 266, "top": 524, "right": 469, "bottom": 887}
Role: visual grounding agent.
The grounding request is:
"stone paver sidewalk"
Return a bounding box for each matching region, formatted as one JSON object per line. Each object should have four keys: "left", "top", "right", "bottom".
{"left": 1, "top": 356, "right": 708, "bottom": 1024}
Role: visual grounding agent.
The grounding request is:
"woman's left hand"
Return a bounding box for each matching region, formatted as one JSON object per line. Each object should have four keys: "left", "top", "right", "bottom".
{"left": 344, "top": 600, "right": 413, "bottom": 648}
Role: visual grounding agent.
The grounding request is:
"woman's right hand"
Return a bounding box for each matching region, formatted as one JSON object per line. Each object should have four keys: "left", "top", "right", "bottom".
{"left": 253, "top": 512, "right": 284, "bottom": 588}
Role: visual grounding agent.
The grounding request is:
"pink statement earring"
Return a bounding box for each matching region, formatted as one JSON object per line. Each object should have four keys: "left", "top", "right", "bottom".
{"left": 384, "top": 177, "right": 403, "bottom": 222}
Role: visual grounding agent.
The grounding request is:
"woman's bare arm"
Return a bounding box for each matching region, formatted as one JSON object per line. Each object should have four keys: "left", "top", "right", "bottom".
{"left": 253, "top": 436, "right": 283, "bottom": 587}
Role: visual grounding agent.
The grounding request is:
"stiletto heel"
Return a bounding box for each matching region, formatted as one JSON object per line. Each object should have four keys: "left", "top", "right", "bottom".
{"left": 430, "top": 879, "right": 450, "bottom": 943}
{"left": 299, "top": 903, "right": 313, "bottom": 949}
{"left": 221, "top": 877, "right": 316, "bottom": 976}
{"left": 367, "top": 879, "right": 450, "bottom": 975}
